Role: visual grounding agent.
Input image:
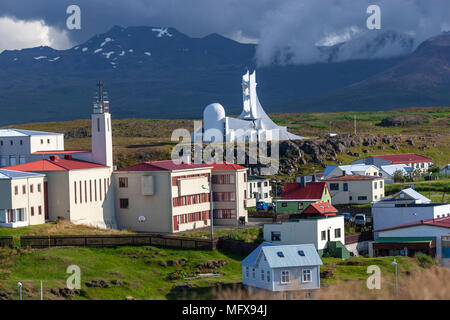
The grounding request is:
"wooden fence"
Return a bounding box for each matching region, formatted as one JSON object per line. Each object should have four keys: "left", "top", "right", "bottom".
{"left": 217, "top": 238, "right": 260, "bottom": 256}
{"left": 345, "top": 232, "right": 373, "bottom": 245}
{"left": 0, "top": 236, "right": 13, "bottom": 247}
{"left": 20, "top": 234, "right": 217, "bottom": 250}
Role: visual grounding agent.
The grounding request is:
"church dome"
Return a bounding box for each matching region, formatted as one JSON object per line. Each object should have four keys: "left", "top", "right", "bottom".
{"left": 204, "top": 103, "right": 225, "bottom": 123}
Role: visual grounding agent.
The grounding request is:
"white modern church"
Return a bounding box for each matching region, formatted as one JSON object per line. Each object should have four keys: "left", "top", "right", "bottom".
{"left": 202, "top": 70, "right": 304, "bottom": 142}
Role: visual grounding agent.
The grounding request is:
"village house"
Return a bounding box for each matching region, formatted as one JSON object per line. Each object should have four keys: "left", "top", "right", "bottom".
{"left": 371, "top": 217, "right": 450, "bottom": 266}
{"left": 351, "top": 153, "right": 433, "bottom": 174}
{"left": 378, "top": 164, "right": 413, "bottom": 183}
{"left": 210, "top": 162, "right": 248, "bottom": 226}
{"left": 113, "top": 160, "right": 212, "bottom": 233}
{"left": 246, "top": 176, "right": 272, "bottom": 207}
{"left": 322, "top": 164, "right": 380, "bottom": 179}
{"left": 0, "top": 169, "right": 45, "bottom": 228}
{"left": 276, "top": 177, "right": 331, "bottom": 214}
{"left": 241, "top": 242, "right": 322, "bottom": 294}
{"left": 323, "top": 174, "right": 385, "bottom": 205}
{"left": 372, "top": 188, "right": 450, "bottom": 238}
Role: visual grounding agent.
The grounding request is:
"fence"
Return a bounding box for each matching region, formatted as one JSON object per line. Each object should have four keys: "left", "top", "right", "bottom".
{"left": 345, "top": 232, "right": 373, "bottom": 245}
{"left": 20, "top": 234, "right": 217, "bottom": 250}
{"left": 0, "top": 236, "right": 13, "bottom": 247}
{"left": 217, "top": 238, "right": 260, "bottom": 256}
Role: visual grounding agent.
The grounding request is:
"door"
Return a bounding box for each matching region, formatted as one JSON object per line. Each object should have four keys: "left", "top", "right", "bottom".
{"left": 327, "top": 229, "right": 331, "bottom": 242}
{"left": 443, "top": 236, "right": 450, "bottom": 258}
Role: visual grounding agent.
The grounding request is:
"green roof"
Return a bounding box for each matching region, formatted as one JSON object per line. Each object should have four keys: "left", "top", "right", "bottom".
{"left": 375, "top": 237, "right": 435, "bottom": 243}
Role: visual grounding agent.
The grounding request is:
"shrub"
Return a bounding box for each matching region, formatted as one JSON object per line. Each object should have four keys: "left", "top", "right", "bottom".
{"left": 415, "top": 253, "right": 434, "bottom": 268}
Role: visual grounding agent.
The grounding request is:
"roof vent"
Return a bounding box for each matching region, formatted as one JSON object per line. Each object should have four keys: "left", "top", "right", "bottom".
{"left": 298, "top": 250, "right": 305, "bottom": 256}
{"left": 277, "top": 251, "right": 284, "bottom": 258}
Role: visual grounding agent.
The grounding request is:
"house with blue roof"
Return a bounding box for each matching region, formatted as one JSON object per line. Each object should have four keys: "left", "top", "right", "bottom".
{"left": 241, "top": 242, "right": 323, "bottom": 293}
{"left": 0, "top": 169, "right": 46, "bottom": 228}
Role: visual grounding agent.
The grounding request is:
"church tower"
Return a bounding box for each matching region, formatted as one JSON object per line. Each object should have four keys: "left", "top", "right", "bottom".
{"left": 91, "top": 81, "right": 113, "bottom": 168}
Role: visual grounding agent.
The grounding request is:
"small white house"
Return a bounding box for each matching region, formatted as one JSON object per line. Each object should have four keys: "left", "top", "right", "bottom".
{"left": 379, "top": 164, "right": 413, "bottom": 183}
{"left": 241, "top": 242, "right": 322, "bottom": 293}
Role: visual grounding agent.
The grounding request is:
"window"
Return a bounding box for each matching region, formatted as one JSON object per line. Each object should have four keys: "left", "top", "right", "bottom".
{"left": 252, "top": 268, "right": 256, "bottom": 279}
{"left": 74, "top": 181, "right": 77, "bottom": 204}
{"left": 85, "top": 181, "right": 88, "bottom": 203}
{"left": 321, "top": 231, "right": 326, "bottom": 241}
{"left": 79, "top": 181, "right": 82, "bottom": 203}
{"left": 14, "top": 186, "right": 18, "bottom": 195}
{"left": 267, "top": 271, "right": 270, "bottom": 282}
{"left": 334, "top": 228, "right": 341, "bottom": 238}
{"left": 343, "top": 183, "right": 348, "bottom": 191}
{"left": 281, "top": 202, "right": 287, "bottom": 207}
{"left": 94, "top": 179, "right": 97, "bottom": 201}
{"left": 90, "top": 180, "right": 92, "bottom": 202}
{"left": 47, "top": 139, "right": 50, "bottom": 144}
{"left": 20, "top": 140, "right": 23, "bottom": 145}
{"left": 31, "top": 207, "right": 35, "bottom": 216}
{"left": 37, "top": 184, "right": 41, "bottom": 192}
{"left": 246, "top": 267, "right": 249, "bottom": 278}
{"left": 261, "top": 270, "right": 264, "bottom": 281}
{"left": 380, "top": 181, "right": 383, "bottom": 188}
{"left": 302, "top": 269, "right": 312, "bottom": 283}
{"left": 0, "top": 140, "right": 2, "bottom": 146}
{"left": 374, "top": 182, "right": 377, "bottom": 189}
{"left": 22, "top": 185, "right": 26, "bottom": 194}
{"left": 281, "top": 271, "right": 290, "bottom": 284}
{"left": 264, "top": 193, "right": 268, "bottom": 198}
{"left": 10, "top": 140, "right": 13, "bottom": 146}
{"left": 349, "top": 196, "right": 353, "bottom": 201}
{"left": 271, "top": 231, "right": 281, "bottom": 241}
{"left": 277, "top": 251, "right": 284, "bottom": 258}
{"left": 38, "top": 206, "right": 42, "bottom": 215}
{"left": 120, "top": 198, "right": 129, "bottom": 209}
{"left": 330, "top": 183, "right": 339, "bottom": 191}
{"left": 97, "top": 118, "right": 100, "bottom": 132}
{"left": 119, "top": 177, "right": 128, "bottom": 188}
{"left": 30, "top": 184, "right": 33, "bottom": 193}
{"left": 298, "top": 250, "right": 305, "bottom": 256}
{"left": 298, "top": 202, "right": 304, "bottom": 210}
{"left": 40, "top": 139, "right": 43, "bottom": 144}
{"left": 358, "top": 196, "right": 368, "bottom": 201}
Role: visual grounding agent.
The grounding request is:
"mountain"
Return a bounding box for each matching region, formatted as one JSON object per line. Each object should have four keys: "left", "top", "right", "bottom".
{"left": 0, "top": 25, "right": 444, "bottom": 125}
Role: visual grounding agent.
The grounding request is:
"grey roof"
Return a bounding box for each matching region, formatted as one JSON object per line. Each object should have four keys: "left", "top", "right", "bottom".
{"left": 391, "top": 188, "right": 431, "bottom": 203}
{"left": 323, "top": 164, "right": 375, "bottom": 178}
{"left": 0, "top": 169, "right": 45, "bottom": 180}
{"left": 0, "top": 129, "right": 62, "bottom": 137}
{"left": 380, "top": 164, "right": 413, "bottom": 176}
{"left": 241, "top": 242, "right": 323, "bottom": 268}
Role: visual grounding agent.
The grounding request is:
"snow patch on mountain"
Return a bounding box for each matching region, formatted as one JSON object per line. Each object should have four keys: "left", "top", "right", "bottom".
{"left": 119, "top": 51, "right": 125, "bottom": 56}
{"left": 94, "top": 48, "right": 103, "bottom": 54}
{"left": 48, "top": 57, "right": 60, "bottom": 62}
{"left": 152, "top": 28, "right": 173, "bottom": 38}
{"left": 102, "top": 51, "right": 115, "bottom": 59}
{"left": 33, "top": 56, "right": 47, "bottom": 60}
{"left": 144, "top": 52, "right": 151, "bottom": 56}
{"left": 100, "top": 38, "right": 113, "bottom": 47}
{"left": 82, "top": 47, "right": 88, "bottom": 52}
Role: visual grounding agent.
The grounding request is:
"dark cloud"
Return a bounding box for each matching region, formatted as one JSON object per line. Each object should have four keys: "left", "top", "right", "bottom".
{"left": 0, "top": 0, "right": 449, "bottom": 65}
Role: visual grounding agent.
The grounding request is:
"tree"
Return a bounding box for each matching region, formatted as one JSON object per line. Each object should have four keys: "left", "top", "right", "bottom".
{"left": 393, "top": 169, "right": 405, "bottom": 183}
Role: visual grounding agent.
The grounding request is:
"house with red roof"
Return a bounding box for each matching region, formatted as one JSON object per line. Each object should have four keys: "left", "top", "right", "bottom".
{"left": 113, "top": 160, "right": 249, "bottom": 233}
{"left": 351, "top": 153, "right": 433, "bottom": 173}
{"left": 276, "top": 179, "right": 331, "bottom": 214}
{"left": 324, "top": 174, "right": 385, "bottom": 205}
{"left": 3, "top": 155, "right": 116, "bottom": 229}
{"left": 372, "top": 216, "right": 450, "bottom": 262}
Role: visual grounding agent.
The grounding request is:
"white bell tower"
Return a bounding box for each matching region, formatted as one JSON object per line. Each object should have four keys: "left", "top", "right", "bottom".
{"left": 91, "top": 81, "right": 113, "bottom": 168}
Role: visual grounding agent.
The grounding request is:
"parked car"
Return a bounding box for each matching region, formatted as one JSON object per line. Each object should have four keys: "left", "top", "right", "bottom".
{"left": 354, "top": 214, "right": 373, "bottom": 227}
{"left": 342, "top": 212, "right": 353, "bottom": 223}
{"left": 256, "top": 201, "right": 269, "bottom": 211}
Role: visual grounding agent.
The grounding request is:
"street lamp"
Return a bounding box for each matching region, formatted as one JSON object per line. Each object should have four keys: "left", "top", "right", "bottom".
{"left": 17, "top": 282, "right": 22, "bottom": 300}
{"left": 391, "top": 259, "right": 398, "bottom": 297}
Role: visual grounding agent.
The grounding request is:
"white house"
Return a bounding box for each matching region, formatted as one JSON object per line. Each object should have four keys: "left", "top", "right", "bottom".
{"left": 263, "top": 215, "right": 345, "bottom": 253}
{"left": 372, "top": 188, "right": 450, "bottom": 238}
{"left": 201, "top": 70, "right": 304, "bottom": 143}
{"left": 241, "top": 242, "right": 322, "bottom": 293}
{"left": 372, "top": 217, "right": 450, "bottom": 263}
{"left": 351, "top": 153, "right": 433, "bottom": 173}
{"left": 379, "top": 164, "right": 413, "bottom": 183}
{"left": 247, "top": 176, "right": 272, "bottom": 207}
{"left": 322, "top": 164, "right": 380, "bottom": 179}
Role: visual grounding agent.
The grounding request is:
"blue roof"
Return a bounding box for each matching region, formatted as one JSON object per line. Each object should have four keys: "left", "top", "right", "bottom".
{"left": 323, "top": 165, "right": 338, "bottom": 177}
{"left": 241, "top": 242, "right": 323, "bottom": 268}
{"left": 0, "top": 169, "right": 45, "bottom": 179}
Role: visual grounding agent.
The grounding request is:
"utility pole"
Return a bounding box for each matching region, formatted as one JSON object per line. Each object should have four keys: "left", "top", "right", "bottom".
{"left": 392, "top": 259, "right": 398, "bottom": 297}
{"left": 354, "top": 114, "right": 357, "bottom": 136}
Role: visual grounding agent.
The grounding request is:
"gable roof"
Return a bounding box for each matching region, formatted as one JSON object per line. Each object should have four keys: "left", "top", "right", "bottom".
{"left": 390, "top": 188, "right": 431, "bottom": 203}
{"left": 380, "top": 164, "right": 413, "bottom": 176}
{"left": 0, "top": 129, "right": 61, "bottom": 137}
{"left": 280, "top": 182, "right": 327, "bottom": 200}
{"left": 302, "top": 201, "right": 338, "bottom": 215}
{"left": 375, "top": 216, "right": 450, "bottom": 232}
{"left": 208, "top": 162, "right": 247, "bottom": 171}
{"left": 373, "top": 154, "right": 432, "bottom": 164}
{"left": 0, "top": 169, "right": 45, "bottom": 179}
{"left": 241, "top": 243, "right": 323, "bottom": 268}
{"left": 324, "top": 174, "right": 380, "bottom": 181}
{"left": 117, "top": 160, "right": 211, "bottom": 172}
{"left": 3, "top": 156, "right": 106, "bottom": 172}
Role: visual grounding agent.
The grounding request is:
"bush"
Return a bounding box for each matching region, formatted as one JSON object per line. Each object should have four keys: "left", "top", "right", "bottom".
{"left": 415, "top": 252, "right": 434, "bottom": 268}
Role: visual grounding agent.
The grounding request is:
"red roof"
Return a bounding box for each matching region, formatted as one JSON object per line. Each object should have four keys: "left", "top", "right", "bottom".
{"left": 373, "top": 153, "right": 432, "bottom": 164}
{"left": 3, "top": 156, "right": 106, "bottom": 171}
{"left": 32, "top": 150, "right": 91, "bottom": 155}
{"left": 280, "top": 182, "right": 327, "bottom": 200}
{"left": 324, "top": 174, "right": 380, "bottom": 181}
{"left": 208, "top": 161, "right": 247, "bottom": 171}
{"left": 302, "top": 201, "right": 338, "bottom": 215}
{"left": 375, "top": 216, "right": 450, "bottom": 232}
{"left": 117, "top": 160, "right": 211, "bottom": 172}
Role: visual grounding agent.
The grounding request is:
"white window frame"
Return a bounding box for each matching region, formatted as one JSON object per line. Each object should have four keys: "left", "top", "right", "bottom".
{"left": 252, "top": 268, "right": 256, "bottom": 279}
{"left": 281, "top": 270, "right": 290, "bottom": 284}
{"left": 267, "top": 270, "right": 271, "bottom": 282}
{"left": 246, "top": 267, "right": 249, "bottom": 278}
{"left": 302, "top": 269, "right": 312, "bottom": 283}
{"left": 261, "top": 269, "right": 264, "bottom": 281}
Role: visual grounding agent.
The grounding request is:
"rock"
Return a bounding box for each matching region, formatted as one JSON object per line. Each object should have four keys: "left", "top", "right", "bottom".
{"left": 379, "top": 115, "right": 429, "bottom": 127}
{"left": 174, "top": 284, "right": 193, "bottom": 291}
{"left": 378, "top": 145, "right": 385, "bottom": 150}
{"left": 158, "top": 261, "right": 167, "bottom": 267}
{"left": 111, "top": 280, "right": 122, "bottom": 286}
{"left": 178, "top": 258, "right": 187, "bottom": 265}
{"left": 124, "top": 296, "right": 135, "bottom": 300}
{"left": 85, "top": 280, "right": 110, "bottom": 288}
{"left": 167, "top": 260, "right": 178, "bottom": 267}
{"left": 320, "top": 270, "right": 333, "bottom": 279}
{"left": 280, "top": 141, "right": 303, "bottom": 159}
{"left": 406, "top": 139, "right": 414, "bottom": 146}
{"left": 391, "top": 144, "right": 399, "bottom": 150}
{"left": 363, "top": 149, "right": 369, "bottom": 153}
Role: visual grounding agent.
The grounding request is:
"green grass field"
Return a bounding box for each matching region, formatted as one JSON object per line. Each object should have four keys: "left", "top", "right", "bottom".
{"left": 385, "top": 179, "right": 450, "bottom": 203}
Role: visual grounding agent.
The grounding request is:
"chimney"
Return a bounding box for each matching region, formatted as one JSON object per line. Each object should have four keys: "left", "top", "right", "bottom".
{"left": 300, "top": 176, "right": 306, "bottom": 188}
{"left": 49, "top": 155, "right": 59, "bottom": 161}
{"left": 64, "top": 155, "right": 72, "bottom": 160}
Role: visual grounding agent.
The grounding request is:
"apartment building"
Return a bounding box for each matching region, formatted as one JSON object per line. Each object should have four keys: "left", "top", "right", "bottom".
{"left": 247, "top": 176, "right": 272, "bottom": 207}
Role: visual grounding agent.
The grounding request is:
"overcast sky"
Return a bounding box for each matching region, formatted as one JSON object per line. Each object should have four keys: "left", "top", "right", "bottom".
{"left": 0, "top": 0, "right": 449, "bottom": 65}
